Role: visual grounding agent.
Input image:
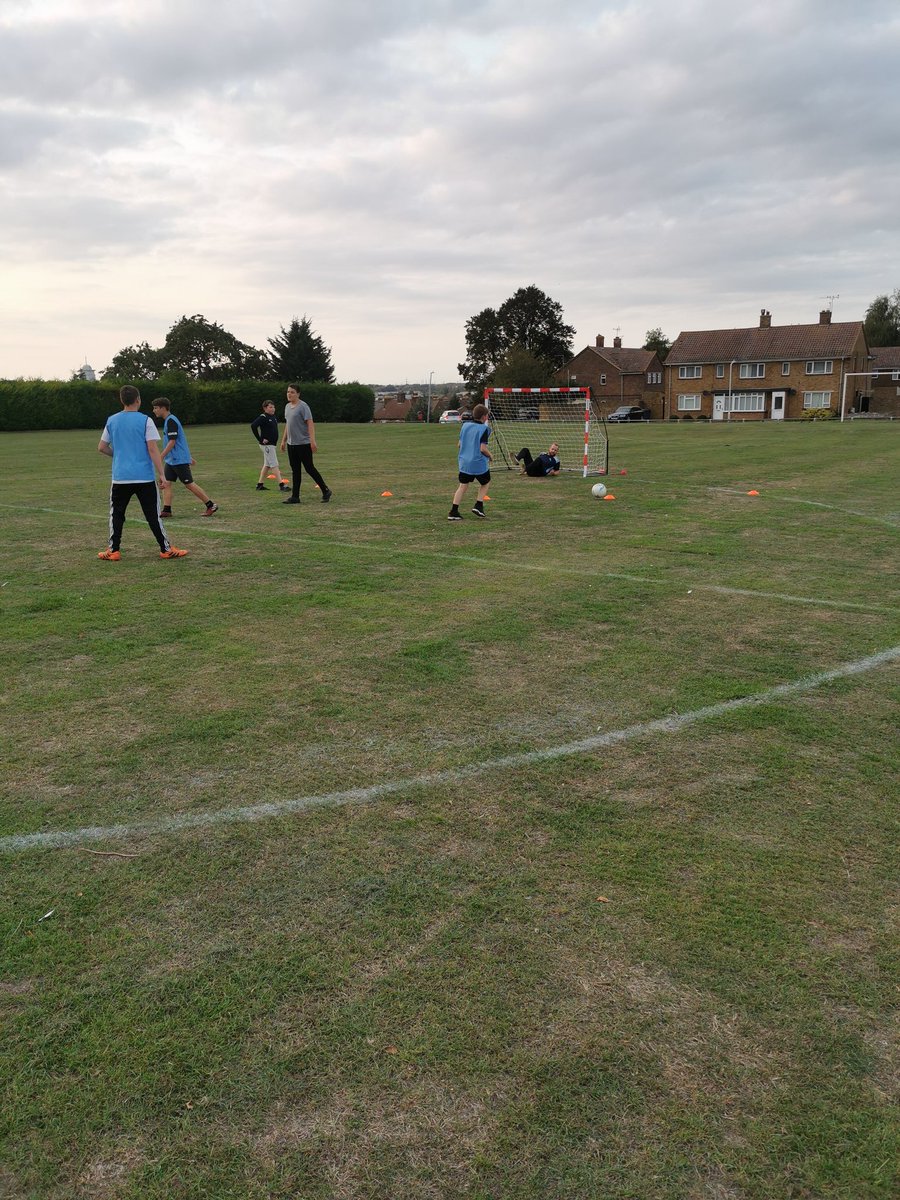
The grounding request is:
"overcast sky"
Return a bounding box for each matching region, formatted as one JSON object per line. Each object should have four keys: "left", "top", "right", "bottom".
{"left": 2, "top": 0, "right": 898, "bottom": 385}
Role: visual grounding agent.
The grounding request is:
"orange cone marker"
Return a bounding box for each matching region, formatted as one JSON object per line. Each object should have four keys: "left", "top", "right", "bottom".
{"left": 381, "top": 490, "right": 393, "bottom": 497}
{"left": 603, "top": 494, "right": 616, "bottom": 501}
{"left": 747, "top": 489, "right": 760, "bottom": 496}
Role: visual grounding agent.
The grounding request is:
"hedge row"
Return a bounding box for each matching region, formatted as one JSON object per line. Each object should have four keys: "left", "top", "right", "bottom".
{"left": 0, "top": 379, "right": 375, "bottom": 432}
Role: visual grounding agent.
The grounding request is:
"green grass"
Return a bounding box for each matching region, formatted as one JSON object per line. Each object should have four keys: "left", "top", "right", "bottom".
{"left": 1, "top": 421, "right": 898, "bottom": 1199}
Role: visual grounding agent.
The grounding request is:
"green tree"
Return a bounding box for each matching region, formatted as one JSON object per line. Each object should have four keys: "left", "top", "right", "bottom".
{"left": 643, "top": 327, "right": 671, "bottom": 361}
{"left": 863, "top": 290, "right": 900, "bottom": 347}
{"left": 491, "top": 344, "right": 554, "bottom": 387}
{"left": 104, "top": 340, "right": 162, "bottom": 381}
{"left": 105, "top": 317, "right": 267, "bottom": 382}
{"left": 267, "top": 316, "right": 335, "bottom": 383}
{"left": 458, "top": 286, "right": 575, "bottom": 389}
{"left": 159, "top": 315, "right": 266, "bottom": 380}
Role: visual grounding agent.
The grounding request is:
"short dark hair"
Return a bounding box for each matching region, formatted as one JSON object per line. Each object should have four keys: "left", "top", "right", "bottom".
{"left": 152, "top": 397, "right": 171, "bottom": 411}
{"left": 472, "top": 403, "right": 488, "bottom": 420}
{"left": 119, "top": 384, "right": 140, "bottom": 405}
{"left": 263, "top": 399, "right": 275, "bottom": 409}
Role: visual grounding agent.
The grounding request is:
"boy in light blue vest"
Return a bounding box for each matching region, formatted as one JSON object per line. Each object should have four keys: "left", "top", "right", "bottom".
{"left": 448, "top": 403, "right": 492, "bottom": 520}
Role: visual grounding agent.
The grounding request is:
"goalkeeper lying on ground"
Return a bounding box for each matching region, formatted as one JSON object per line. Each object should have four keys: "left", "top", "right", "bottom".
{"left": 513, "top": 443, "right": 561, "bottom": 477}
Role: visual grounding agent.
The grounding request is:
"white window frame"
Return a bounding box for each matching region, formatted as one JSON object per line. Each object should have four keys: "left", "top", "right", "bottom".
{"left": 803, "top": 391, "right": 832, "bottom": 409}
{"left": 679, "top": 365, "right": 702, "bottom": 379}
{"left": 646, "top": 371, "right": 661, "bottom": 384}
{"left": 805, "top": 360, "right": 833, "bottom": 375}
{"left": 715, "top": 364, "right": 725, "bottom": 378}
{"left": 728, "top": 392, "right": 765, "bottom": 412}
{"left": 739, "top": 363, "right": 765, "bottom": 379}
{"left": 677, "top": 394, "right": 701, "bottom": 411}
{"left": 599, "top": 373, "right": 606, "bottom": 385}
{"left": 781, "top": 362, "right": 790, "bottom": 376}
{"left": 892, "top": 370, "right": 900, "bottom": 382}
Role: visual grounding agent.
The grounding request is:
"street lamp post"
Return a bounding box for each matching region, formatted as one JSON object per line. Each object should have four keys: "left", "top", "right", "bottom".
{"left": 427, "top": 371, "right": 434, "bottom": 423}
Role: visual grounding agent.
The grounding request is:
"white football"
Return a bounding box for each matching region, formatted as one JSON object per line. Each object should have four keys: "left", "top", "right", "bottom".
{"left": 591, "top": 482, "right": 607, "bottom": 498}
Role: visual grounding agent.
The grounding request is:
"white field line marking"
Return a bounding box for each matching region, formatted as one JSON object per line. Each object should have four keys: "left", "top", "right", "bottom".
{"left": 0, "top": 503, "right": 895, "bottom": 615}
{"left": 3, "top": 645, "right": 897, "bottom": 854}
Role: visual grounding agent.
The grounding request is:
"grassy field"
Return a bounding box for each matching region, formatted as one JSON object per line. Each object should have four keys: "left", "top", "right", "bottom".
{"left": 1, "top": 419, "right": 898, "bottom": 1200}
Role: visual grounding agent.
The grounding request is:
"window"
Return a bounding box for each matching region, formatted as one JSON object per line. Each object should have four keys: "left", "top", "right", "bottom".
{"left": 806, "top": 360, "right": 833, "bottom": 375}
{"left": 739, "top": 363, "right": 765, "bottom": 379}
{"left": 803, "top": 391, "right": 832, "bottom": 408}
{"left": 716, "top": 364, "right": 725, "bottom": 378}
{"left": 729, "top": 392, "right": 765, "bottom": 412}
{"left": 679, "top": 365, "right": 702, "bottom": 379}
{"left": 599, "top": 373, "right": 606, "bottom": 385}
{"left": 677, "top": 394, "right": 701, "bottom": 411}
{"left": 781, "top": 362, "right": 790, "bottom": 376}
{"left": 892, "top": 370, "right": 900, "bottom": 382}
{"left": 647, "top": 371, "right": 661, "bottom": 384}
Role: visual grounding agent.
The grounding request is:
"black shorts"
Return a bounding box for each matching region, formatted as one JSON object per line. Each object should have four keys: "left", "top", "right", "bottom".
{"left": 458, "top": 470, "right": 491, "bottom": 485}
{"left": 164, "top": 463, "right": 194, "bottom": 484}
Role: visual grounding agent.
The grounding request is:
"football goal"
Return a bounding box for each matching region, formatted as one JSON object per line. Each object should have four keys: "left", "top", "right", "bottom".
{"left": 484, "top": 387, "right": 608, "bottom": 477}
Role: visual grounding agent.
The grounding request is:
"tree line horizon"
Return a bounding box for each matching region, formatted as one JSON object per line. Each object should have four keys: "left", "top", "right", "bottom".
{"left": 71, "top": 288, "right": 900, "bottom": 391}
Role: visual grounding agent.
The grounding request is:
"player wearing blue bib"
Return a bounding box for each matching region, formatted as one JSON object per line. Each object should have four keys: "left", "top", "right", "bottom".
{"left": 448, "top": 403, "right": 492, "bottom": 520}
{"left": 152, "top": 398, "right": 218, "bottom": 519}
{"left": 97, "top": 385, "right": 187, "bottom": 560}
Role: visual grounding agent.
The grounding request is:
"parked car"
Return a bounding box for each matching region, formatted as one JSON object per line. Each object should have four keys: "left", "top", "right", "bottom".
{"left": 607, "top": 405, "right": 651, "bottom": 423}
{"left": 439, "top": 410, "right": 461, "bottom": 424}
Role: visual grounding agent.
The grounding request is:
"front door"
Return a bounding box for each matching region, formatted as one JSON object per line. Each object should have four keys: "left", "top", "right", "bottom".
{"left": 713, "top": 394, "right": 725, "bottom": 421}
{"left": 771, "top": 391, "right": 786, "bottom": 421}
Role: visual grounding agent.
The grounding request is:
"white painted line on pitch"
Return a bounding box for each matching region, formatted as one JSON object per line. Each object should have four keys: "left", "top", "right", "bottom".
{"left": 2, "top": 504, "right": 896, "bottom": 614}
{"left": 3, "top": 645, "right": 897, "bottom": 854}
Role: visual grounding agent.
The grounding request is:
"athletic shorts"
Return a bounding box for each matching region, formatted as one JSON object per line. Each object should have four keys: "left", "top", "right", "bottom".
{"left": 260, "top": 445, "right": 280, "bottom": 468}
{"left": 458, "top": 470, "right": 491, "bottom": 485}
{"left": 164, "top": 463, "right": 194, "bottom": 484}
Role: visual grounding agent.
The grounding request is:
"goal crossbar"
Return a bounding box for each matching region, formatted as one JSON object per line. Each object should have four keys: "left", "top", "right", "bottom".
{"left": 484, "top": 387, "right": 608, "bottom": 477}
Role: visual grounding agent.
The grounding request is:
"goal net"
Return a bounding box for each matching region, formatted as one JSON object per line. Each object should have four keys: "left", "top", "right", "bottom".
{"left": 484, "top": 387, "right": 608, "bottom": 477}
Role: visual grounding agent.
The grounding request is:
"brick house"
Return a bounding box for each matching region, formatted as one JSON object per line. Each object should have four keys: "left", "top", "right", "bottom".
{"left": 866, "top": 347, "right": 900, "bottom": 418}
{"left": 665, "top": 310, "right": 870, "bottom": 421}
{"left": 555, "top": 336, "right": 665, "bottom": 419}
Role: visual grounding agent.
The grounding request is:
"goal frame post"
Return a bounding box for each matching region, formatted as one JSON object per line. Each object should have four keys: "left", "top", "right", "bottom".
{"left": 483, "top": 387, "right": 609, "bottom": 477}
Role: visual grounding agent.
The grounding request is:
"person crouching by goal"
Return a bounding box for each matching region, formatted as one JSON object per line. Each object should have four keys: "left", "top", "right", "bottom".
{"left": 448, "top": 403, "right": 492, "bottom": 521}
{"left": 513, "top": 442, "right": 560, "bottom": 477}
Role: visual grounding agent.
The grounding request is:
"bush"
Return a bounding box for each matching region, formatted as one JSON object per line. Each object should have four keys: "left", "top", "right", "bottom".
{"left": 799, "top": 407, "right": 836, "bottom": 421}
{"left": 0, "top": 378, "right": 375, "bottom": 432}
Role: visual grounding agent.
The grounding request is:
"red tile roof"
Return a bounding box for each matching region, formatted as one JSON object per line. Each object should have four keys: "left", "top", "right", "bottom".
{"left": 870, "top": 346, "right": 900, "bottom": 369}
{"left": 587, "top": 346, "right": 657, "bottom": 373}
{"left": 668, "top": 321, "right": 864, "bottom": 364}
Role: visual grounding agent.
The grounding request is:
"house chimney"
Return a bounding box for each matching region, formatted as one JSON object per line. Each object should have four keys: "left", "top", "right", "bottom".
{"left": 596, "top": 334, "right": 604, "bottom": 348}
{"left": 819, "top": 309, "right": 832, "bottom": 324}
{"left": 759, "top": 309, "right": 771, "bottom": 328}
{"left": 613, "top": 336, "right": 622, "bottom": 349}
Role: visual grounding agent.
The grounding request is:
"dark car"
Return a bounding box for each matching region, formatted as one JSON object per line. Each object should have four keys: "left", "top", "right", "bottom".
{"left": 607, "top": 405, "right": 651, "bottom": 423}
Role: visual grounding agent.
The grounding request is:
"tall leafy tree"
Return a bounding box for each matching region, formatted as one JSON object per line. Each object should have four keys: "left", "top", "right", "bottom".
{"left": 642, "top": 327, "right": 671, "bottom": 361}
{"left": 105, "top": 317, "right": 267, "bottom": 381}
{"left": 267, "top": 316, "right": 335, "bottom": 383}
{"left": 864, "top": 290, "right": 900, "bottom": 347}
{"left": 104, "top": 340, "right": 163, "bottom": 381}
{"left": 458, "top": 286, "right": 575, "bottom": 389}
{"left": 160, "top": 315, "right": 266, "bottom": 380}
{"left": 491, "top": 344, "right": 554, "bottom": 388}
